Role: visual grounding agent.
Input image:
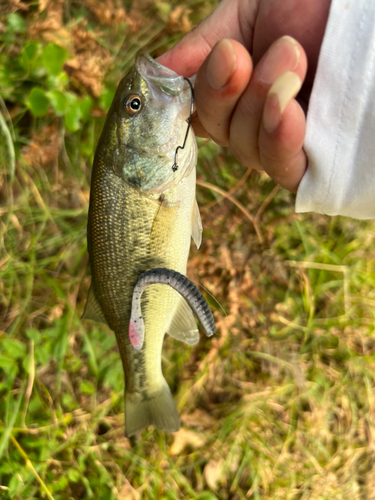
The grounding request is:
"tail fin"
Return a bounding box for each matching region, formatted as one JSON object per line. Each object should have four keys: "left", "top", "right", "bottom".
{"left": 125, "top": 380, "right": 180, "bottom": 437}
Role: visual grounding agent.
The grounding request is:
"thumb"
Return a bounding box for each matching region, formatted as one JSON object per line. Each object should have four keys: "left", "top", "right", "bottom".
{"left": 157, "top": 0, "right": 257, "bottom": 76}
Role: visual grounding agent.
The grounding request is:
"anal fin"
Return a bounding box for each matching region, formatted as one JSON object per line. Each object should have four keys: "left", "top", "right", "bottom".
{"left": 167, "top": 296, "right": 199, "bottom": 346}
{"left": 82, "top": 284, "right": 108, "bottom": 325}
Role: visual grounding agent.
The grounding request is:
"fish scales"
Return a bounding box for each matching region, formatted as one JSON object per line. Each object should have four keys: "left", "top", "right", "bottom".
{"left": 89, "top": 162, "right": 195, "bottom": 385}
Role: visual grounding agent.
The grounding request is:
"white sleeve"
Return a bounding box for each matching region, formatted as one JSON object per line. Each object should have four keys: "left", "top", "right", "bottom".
{"left": 295, "top": 0, "right": 375, "bottom": 219}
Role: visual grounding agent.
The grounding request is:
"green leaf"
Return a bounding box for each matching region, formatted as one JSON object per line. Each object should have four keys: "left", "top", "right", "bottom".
{"left": 79, "top": 126, "right": 95, "bottom": 158}
{"left": 2, "top": 338, "right": 26, "bottom": 359}
{"left": 62, "top": 393, "right": 76, "bottom": 410}
{"left": 64, "top": 92, "right": 82, "bottom": 132}
{"left": 7, "top": 13, "right": 27, "bottom": 33}
{"left": 68, "top": 469, "right": 81, "bottom": 483}
{"left": 46, "top": 71, "right": 69, "bottom": 90}
{"left": 20, "top": 43, "right": 41, "bottom": 73}
{"left": 80, "top": 96, "right": 93, "bottom": 121}
{"left": 26, "top": 328, "right": 41, "bottom": 343}
{"left": 0, "top": 354, "right": 17, "bottom": 371}
{"left": 0, "top": 463, "right": 13, "bottom": 474}
{"left": 24, "top": 42, "right": 38, "bottom": 61}
{"left": 43, "top": 43, "right": 68, "bottom": 76}
{"left": 8, "top": 473, "right": 22, "bottom": 496}
{"left": 52, "top": 474, "right": 69, "bottom": 491}
{"left": 47, "top": 89, "right": 67, "bottom": 116}
{"left": 26, "top": 88, "right": 49, "bottom": 117}
{"left": 80, "top": 380, "right": 95, "bottom": 395}
{"left": 36, "top": 345, "right": 50, "bottom": 365}
{"left": 99, "top": 88, "right": 115, "bottom": 111}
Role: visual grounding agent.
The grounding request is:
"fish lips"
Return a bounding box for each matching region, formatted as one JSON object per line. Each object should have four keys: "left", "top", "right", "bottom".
{"left": 135, "top": 52, "right": 193, "bottom": 116}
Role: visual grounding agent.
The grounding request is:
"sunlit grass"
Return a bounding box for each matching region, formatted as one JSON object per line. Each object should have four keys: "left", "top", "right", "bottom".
{"left": 2, "top": 1, "right": 375, "bottom": 499}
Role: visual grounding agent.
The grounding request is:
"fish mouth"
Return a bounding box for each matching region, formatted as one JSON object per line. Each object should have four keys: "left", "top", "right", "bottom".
{"left": 135, "top": 52, "right": 192, "bottom": 104}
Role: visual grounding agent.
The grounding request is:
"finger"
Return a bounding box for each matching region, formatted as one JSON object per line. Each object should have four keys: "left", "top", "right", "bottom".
{"left": 253, "top": 0, "right": 331, "bottom": 86}
{"left": 229, "top": 36, "right": 307, "bottom": 169}
{"left": 190, "top": 112, "right": 211, "bottom": 139}
{"left": 194, "top": 39, "right": 252, "bottom": 146}
{"left": 156, "top": 0, "right": 257, "bottom": 76}
{"left": 260, "top": 72, "right": 306, "bottom": 192}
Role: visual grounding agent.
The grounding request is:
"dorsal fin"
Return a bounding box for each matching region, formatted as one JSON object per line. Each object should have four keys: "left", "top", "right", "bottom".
{"left": 82, "top": 285, "right": 108, "bottom": 325}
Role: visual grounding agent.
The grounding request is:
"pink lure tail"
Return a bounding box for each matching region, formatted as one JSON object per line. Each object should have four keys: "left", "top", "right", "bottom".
{"left": 129, "top": 319, "right": 143, "bottom": 351}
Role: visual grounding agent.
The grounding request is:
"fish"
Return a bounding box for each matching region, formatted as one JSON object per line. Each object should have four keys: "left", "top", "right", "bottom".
{"left": 83, "top": 52, "right": 215, "bottom": 436}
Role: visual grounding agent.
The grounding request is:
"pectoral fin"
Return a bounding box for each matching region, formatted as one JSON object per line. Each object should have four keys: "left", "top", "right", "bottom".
{"left": 150, "top": 195, "right": 178, "bottom": 243}
{"left": 82, "top": 285, "right": 108, "bottom": 325}
{"left": 167, "top": 296, "right": 199, "bottom": 346}
{"left": 191, "top": 198, "right": 202, "bottom": 249}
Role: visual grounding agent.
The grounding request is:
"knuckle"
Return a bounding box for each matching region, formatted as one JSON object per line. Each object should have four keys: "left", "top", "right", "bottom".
{"left": 196, "top": 108, "right": 230, "bottom": 146}
{"left": 210, "top": 135, "right": 229, "bottom": 148}
{"left": 229, "top": 138, "right": 262, "bottom": 170}
{"left": 260, "top": 147, "right": 298, "bottom": 169}
{"left": 259, "top": 148, "right": 303, "bottom": 183}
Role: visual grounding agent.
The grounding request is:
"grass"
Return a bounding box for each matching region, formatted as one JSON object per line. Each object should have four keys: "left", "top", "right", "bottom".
{"left": 1, "top": 1, "right": 375, "bottom": 499}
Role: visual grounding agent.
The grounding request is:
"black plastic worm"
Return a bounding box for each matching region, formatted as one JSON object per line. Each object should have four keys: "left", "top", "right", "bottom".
{"left": 129, "top": 268, "right": 216, "bottom": 351}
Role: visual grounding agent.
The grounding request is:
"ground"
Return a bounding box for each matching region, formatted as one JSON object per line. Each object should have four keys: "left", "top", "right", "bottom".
{"left": 1, "top": 1, "right": 375, "bottom": 499}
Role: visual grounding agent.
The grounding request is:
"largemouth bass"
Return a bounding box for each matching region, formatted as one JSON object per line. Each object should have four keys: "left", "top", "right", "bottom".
{"left": 84, "top": 52, "right": 213, "bottom": 436}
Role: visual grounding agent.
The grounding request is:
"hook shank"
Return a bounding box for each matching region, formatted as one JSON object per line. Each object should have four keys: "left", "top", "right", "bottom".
{"left": 172, "top": 78, "right": 194, "bottom": 172}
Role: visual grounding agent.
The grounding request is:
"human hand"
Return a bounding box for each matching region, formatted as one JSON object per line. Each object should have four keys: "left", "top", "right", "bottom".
{"left": 158, "top": 0, "right": 331, "bottom": 192}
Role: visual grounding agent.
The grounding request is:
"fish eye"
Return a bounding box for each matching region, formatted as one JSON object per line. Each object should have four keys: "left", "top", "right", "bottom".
{"left": 125, "top": 95, "right": 142, "bottom": 116}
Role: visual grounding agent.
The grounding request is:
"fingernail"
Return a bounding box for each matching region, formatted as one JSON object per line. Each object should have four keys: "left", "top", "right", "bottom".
{"left": 262, "top": 72, "right": 302, "bottom": 133}
{"left": 206, "top": 39, "right": 237, "bottom": 90}
{"left": 257, "top": 36, "right": 300, "bottom": 85}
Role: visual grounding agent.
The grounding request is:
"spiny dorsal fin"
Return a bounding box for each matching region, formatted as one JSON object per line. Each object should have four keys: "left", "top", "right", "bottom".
{"left": 191, "top": 198, "right": 202, "bottom": 249}
{"left": 167, "top": 296, "right": 199, "bottom": 346}
{"left": 82, "top": 285, "right": 108, "bottom": 325}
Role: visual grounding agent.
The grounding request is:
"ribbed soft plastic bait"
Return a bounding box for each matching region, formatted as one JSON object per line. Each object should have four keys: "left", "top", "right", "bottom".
{"left": 129, "top": 268, "right": 215, "bottom": 351}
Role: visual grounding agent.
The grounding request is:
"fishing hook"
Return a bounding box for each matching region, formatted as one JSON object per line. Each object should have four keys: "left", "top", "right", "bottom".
{"left": 172, "top": 77, "right": 194, "bottom": 172}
